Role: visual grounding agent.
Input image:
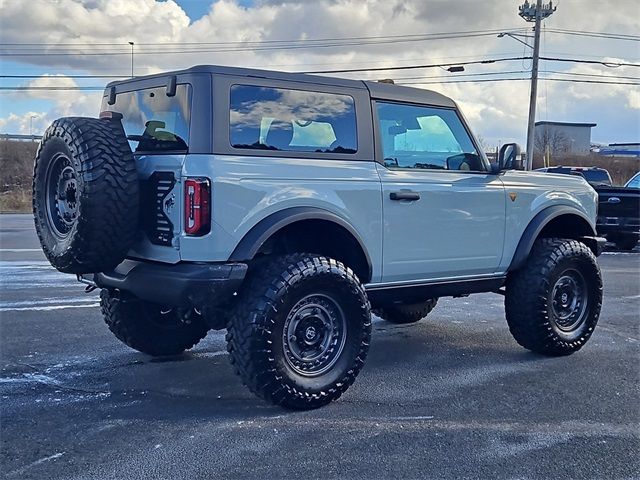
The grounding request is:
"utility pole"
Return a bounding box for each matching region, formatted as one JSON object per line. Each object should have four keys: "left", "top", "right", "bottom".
{"left": 519, "top": 0, "right": 556, "bottom": 170}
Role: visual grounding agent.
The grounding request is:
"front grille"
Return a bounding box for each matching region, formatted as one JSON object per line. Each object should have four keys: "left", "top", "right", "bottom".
{"left": 141, "top": 171, "right": 176, "bottom": 246}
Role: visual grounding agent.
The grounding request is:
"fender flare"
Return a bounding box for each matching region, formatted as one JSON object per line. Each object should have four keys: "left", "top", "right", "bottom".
{"left": 508, "top": 205, "right": 597, "bottom": 272}
{"left": 229, "top": 206, "right": 373, "bottom": 281}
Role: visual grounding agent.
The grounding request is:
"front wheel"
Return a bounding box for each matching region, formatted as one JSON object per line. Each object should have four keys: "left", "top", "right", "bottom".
{"left": 505, "top": 238, "right": 603, "bottom": 356}
{"left": 226, "top": 254, "right": 371, "bottom": 409}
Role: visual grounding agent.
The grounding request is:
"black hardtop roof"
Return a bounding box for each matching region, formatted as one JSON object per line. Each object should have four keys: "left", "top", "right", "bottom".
{"left": 106, "top": 64, "right": 456, "bottom": 108}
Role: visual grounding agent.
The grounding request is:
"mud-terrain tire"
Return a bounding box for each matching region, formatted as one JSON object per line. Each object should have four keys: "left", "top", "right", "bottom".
{"left": 100, "top": 290, "right": 209, "bottom": 356}
{"left": 226, "top": 254, "right": 371, "bottom": 409}
{"left": 611, "top": 235, "right": 638, "bottom": 251}
{"left": 373, "top": 299, "right": 438, "bottom": 324}
{"left": 33, "top": 117, "right": 138, "bottom": 274}
{"left": 505, "top": 238, "right": 602, "bottom": 356}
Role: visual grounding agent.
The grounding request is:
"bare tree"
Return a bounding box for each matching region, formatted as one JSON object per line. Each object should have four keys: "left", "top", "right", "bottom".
{"left": 535, "top": 128, "right": 570, "bottom": 157}
{"left": 476, "top": 135, "right": 490, "bottom": 153}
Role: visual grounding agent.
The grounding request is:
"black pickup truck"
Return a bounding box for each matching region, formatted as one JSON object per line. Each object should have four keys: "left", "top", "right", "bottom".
{"left": 537, "top": 167, "right": 640, "bottom": 250}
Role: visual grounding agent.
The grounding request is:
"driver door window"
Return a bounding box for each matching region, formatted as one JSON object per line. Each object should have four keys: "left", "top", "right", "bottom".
{"left": 376, "top": 102, "right": 485, "bottom": 172}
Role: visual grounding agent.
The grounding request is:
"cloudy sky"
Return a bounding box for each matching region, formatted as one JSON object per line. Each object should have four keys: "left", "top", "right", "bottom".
{"left": 0, "top": 0, "right": 638, "bottom": 148}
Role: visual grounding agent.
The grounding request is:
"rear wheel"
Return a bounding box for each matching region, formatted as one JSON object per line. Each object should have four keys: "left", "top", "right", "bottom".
{"left": 226, "top": 254, "right": 371, "bottom": 409}
{"left": 505, "top": 238, "right": 602, "bottom": 356}
{"left": 100, "top": 290, "right": 209, "bottom": 356}
{"left": 373, "top": 299, "right": 438, "bottom": 324}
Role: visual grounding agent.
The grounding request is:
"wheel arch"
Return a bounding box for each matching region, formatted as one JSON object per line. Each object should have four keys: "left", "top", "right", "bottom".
{"left": 508, "top": 206, "right": 598, "bottom": 272}
{"left": 229, "top": 207, "right": 373, "bottom": 283}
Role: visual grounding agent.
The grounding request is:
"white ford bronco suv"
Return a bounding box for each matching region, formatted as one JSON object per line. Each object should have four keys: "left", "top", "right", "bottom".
{"left": 33, "top": 65, "right": 604, "bottom": 409}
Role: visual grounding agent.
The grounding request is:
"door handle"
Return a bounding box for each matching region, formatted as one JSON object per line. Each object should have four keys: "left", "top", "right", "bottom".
{"left": 390, "top": 191, "right": 420, "bottom": 201}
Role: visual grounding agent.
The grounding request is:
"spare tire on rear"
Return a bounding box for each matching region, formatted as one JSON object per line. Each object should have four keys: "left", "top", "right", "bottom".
{"left": 33, "top": 116, "right": 139, "bottom": 274}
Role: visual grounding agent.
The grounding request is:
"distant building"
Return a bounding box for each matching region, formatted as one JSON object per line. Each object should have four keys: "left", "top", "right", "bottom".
{"left": 598, "top": 143, "right": 640, "bottom": 158}
{"left": 534, "top": 121, "right": 596, "bottom": 156}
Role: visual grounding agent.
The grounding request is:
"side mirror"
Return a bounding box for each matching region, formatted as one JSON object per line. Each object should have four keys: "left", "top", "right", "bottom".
{"left": 496, "top": 143, "right": 523, "bottom": 171}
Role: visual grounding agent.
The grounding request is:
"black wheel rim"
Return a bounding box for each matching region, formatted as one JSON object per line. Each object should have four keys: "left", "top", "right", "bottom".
{"left": 45, "top": 153, "right": 79, "bottom": 238}
{"left": 550, "top": 268, "right": 588, "bottom": 332}
{"left": 282, "top": 293, "right": 347, "bottom": 377}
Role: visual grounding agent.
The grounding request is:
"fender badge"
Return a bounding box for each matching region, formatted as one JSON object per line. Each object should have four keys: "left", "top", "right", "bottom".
{"left": 509, "top": 192, "right": 517, "bottom": 202}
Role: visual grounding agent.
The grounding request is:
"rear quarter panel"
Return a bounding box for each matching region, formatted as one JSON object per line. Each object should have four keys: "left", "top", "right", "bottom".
{"left": 181, "top": 155, "right": 384, "bottom": 282}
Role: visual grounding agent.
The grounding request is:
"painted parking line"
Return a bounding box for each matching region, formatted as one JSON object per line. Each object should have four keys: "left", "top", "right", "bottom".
{"left": 0, "top": 303, "right": 100, "bottom": 312}
{"left": 0, "top": 249, "right": 43, "bottom": 252}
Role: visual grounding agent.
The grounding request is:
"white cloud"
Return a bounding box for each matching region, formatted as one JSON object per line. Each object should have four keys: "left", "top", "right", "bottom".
{"left": 2, "top": 75, "right": 102, "bottom": 134}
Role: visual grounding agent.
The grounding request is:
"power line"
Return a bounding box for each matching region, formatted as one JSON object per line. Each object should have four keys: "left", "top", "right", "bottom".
{"left": 541, "top": 77, "right": 640, "bottom": 85}
{"left": 0, "top": 29, "right": 527, "bottom": 56}
{"left": 0, "top": 86, "right": 105, "bottom": 91}
{"left": 3, "top": 75, "right": 638, "bottom": 92}
{"left": 301, "top": 57, "right": 531, "bottom": 74}
{"left": 541, "top": 70, "right": 640, "bottom": 80}
{"left": 5, "top": 69, "right": 637, "bottom": 84}
{"left": 390, "top": 70, "right": 530, "bottom": 81}
{"left": 545, "top": 28, "right": 640, "bottom": 41}
{"left": 0, "top": 69, "right": 532, "bottom": 81}
{"left": 398, "top": 78, "right": 530, "bottom": 85}
{"left": 393, "top": 70, "right": 640, "bottom": 82}
{"left": 2, "top": 27, "right": 635, "bottom": 50}
{"left": 0, "top": 74, "right": 127, "bottom": 79}
{"left": 539, "top": 56, "right": 640, "bottom": 68}
{"left": 301, "top": 56, "right": 639, "bottom": 74}
{"left": 2, "top": 57, "right": 637, "bottom": 87}
{"left": 398, "top": 77, "right": 639, "bottom": 86}
{"left": 0, "top": 28, "right": 525, "bottom": 47}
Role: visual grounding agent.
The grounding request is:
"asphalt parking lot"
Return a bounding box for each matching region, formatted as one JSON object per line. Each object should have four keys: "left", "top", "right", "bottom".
{"left": 1, "top": 213, "right": 638, "bottom": 480}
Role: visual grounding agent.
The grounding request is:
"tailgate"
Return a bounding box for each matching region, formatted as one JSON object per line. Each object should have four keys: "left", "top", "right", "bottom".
{"left": 597, "top": 187, "right": 640, "bottom": 218}
{"left": 127, "top": 154, "right": 184, "bottom": 264}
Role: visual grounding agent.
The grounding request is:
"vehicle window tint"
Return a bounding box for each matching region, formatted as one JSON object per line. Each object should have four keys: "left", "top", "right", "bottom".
{"left": 626, "top": 173, "right": 640, "bottom": 189}
{"left": 101, "top": 84, "right": 191, "bottom": 153}
{"left": 581, "top": 170, "right": 611, "bottom": 185}
{"left": 376, "top": 102, "right": 484, "bottom": 171}
{"left": 230, "top": 85, "right": 357, "bottom": 154}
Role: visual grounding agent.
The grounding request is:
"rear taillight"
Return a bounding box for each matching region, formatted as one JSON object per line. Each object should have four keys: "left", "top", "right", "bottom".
{"left": 184, "top": 178, "right": 211, "bottom": 236}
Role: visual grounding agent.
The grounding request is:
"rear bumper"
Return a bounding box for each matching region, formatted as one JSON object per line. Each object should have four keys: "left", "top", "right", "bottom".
{"left": 597, "top": 217, "right": 640, "bottom": 237}
{"left": 81, "top": 260, "right": 247, "bottom": 307}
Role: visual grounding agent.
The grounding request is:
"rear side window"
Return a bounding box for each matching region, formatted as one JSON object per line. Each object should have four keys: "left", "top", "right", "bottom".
{"left": 101, "top": 84, "right": 192, "bottom": 153}
{"left": 229, "top": 85, "right": 357, "bottom": 154}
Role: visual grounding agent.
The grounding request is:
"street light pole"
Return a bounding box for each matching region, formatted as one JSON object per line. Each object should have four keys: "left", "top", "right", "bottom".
{"left": 128, "top": 41, "right": 134, "bottom": 78}
{"left": 518, "top": 0, "right": 556, "bottom": 170}
{"left": 29, "top": 115, "right": 36, "bottom": 141}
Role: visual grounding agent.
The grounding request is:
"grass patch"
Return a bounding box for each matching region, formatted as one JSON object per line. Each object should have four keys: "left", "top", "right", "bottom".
{"left": 0, "top": 188, "right": 31, "bottom": 213}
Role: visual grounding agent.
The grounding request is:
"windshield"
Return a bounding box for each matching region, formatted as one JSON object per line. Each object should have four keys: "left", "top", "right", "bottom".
{"left": 101, "top": 84, "right": 191, "bottom": 153}
{"left": 626, "top": 172, "right": 640, "bottom": 188}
